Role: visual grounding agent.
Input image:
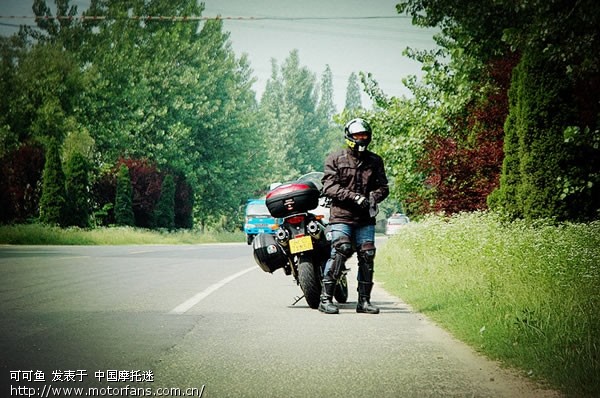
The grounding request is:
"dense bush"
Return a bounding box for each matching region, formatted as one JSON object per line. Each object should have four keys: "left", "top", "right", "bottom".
{"left": 90, "top": 159, "right": 194, "bottom": 229}
{"left": 117, "top": 158, "right": 162, "bottom": 228}
{"left": 0, "top": 143, "right": 44, "bottom": 223}
{"left": 90, "top": 169, "right": 116, "bottom": 226}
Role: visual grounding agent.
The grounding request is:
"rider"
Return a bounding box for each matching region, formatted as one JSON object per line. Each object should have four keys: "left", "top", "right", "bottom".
{"left": 319, "top": 118, "right": 389, "bottom": 314}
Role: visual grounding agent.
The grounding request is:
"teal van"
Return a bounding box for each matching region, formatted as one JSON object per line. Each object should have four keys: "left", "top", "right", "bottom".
{"left": 243, "top": 199, "right": 279, "bottom": 245}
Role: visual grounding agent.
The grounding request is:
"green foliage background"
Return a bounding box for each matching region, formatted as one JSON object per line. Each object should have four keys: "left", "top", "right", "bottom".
{"left": 0, "top": 0, "right": 598, "bottom": 226}
{"left": 0, "top": 0, "right": 343, "bottom": 229}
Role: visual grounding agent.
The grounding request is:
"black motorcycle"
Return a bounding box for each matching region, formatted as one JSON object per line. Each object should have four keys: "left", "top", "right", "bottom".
{"left": 252, "top": 176, "right": 348, "bottom": 309}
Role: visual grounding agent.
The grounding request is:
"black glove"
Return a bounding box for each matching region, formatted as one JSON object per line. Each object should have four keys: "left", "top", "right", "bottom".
{"left": 354, "top": 194, "right": 370, "bottom": 209}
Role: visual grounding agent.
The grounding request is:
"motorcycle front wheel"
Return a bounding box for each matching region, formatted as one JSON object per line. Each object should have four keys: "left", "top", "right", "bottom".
{"left": 334, "top": 274, "right": 348, "bottom": 303}
{"left": 298, "top": 261, "right": 321, "bottom": 309}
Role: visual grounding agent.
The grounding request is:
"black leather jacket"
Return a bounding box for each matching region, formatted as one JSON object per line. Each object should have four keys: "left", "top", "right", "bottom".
{"left": 322, "top": 147, "right": 389, "bottom": 225}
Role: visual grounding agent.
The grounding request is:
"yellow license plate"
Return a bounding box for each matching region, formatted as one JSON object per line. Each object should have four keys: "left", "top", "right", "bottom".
{"left": 289, "top": 236, "right": 313, "bottom": 254}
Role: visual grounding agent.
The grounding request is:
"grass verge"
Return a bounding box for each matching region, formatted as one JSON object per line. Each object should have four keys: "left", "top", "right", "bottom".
{"left": 0, "top": 224, "right": 245, "bottom": 245}
{"left": 377, "top": 212, "right": 599, "bottom": 397}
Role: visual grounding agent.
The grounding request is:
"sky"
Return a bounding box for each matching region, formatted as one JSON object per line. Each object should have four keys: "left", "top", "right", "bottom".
{"left": 0, "top": 0, "right": 439, "bottom": 109}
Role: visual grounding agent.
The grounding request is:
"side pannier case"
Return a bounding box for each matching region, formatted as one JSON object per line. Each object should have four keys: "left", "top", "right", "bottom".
{"left": 252, "top": 233, "right": 288, "bottom": 273}
{"left": 265, "top": 182, "right": 320, "bottom": 218}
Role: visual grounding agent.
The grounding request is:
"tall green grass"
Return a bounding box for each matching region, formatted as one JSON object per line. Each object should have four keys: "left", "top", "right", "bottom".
{"left": 377, "top": 212, "right": 599, "bottom": 397}
{"left": 0, "top": 224, "right": 245, "bottom": 245}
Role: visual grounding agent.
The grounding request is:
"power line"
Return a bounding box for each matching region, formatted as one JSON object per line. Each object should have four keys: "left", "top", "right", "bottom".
{"left": 0, "top": 15, "right": 410, "bottom": 22}
{"left": 0, "top": 21, "right": 23, "bottom": 27}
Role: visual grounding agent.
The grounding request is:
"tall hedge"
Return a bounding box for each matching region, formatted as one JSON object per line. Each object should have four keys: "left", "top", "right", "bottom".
{"left": 39, "top": 139, "right": 66, "bottom": 225}
{"left": 114, "top": 164, "right": 135, "bottom": 227}
{"left": 174, "top": 174, "right": 194, "bottom": 229}
{"left": 118, "top": 158, "right": 162, "bottom": 228}
{"left": 491, "top": 48, "right": 599, "bottom": 221}
{"left": 64, "top": 152, "right": 90, "bottom": 227}
{"left": 517, "top": 50, "right": 572, "bottom": 220}
{"left": 488, "top": 59, "right": 523, "bottom": 218}
{"left": 153, "top": 174, "right": 175, "bottom": 230}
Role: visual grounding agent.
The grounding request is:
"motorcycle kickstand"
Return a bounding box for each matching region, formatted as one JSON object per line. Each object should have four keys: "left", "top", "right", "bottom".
{"left": 292, "top": 295, "right": 305, "bottom": 306}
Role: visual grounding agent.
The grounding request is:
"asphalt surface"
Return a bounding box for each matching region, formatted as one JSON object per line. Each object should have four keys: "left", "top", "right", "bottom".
{"left": 0, "top": 242, "right": 561, "bottom": 397}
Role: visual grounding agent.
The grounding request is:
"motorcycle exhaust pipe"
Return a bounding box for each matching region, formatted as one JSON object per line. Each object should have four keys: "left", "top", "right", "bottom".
{"left": 275, "top": 227, "right": 289, "bottom": 245}
{"left": 307, "top": 220, "right": 321, "bottom": 238}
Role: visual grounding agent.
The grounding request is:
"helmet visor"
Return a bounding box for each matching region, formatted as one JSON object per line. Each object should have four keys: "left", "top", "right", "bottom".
{"left": 350, "top": 132, "right": 370, "bottom": 140}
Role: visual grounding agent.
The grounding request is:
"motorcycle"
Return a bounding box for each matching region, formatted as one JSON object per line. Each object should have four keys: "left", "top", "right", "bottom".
{"left": 252, "top": 175, "right": 348, "bottom": 309}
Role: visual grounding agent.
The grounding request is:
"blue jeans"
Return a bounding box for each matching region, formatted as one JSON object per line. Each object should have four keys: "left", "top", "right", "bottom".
{"left": 323, "top": 223, "right": 375, "bottom": 281}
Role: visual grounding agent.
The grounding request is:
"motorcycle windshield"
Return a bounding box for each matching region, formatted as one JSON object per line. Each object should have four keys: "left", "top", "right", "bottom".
{"left": 296, "top": 171, "right": 324, "bottom": 191}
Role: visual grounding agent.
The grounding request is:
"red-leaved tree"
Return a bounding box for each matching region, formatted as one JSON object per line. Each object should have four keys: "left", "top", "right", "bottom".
{"left": 421, "top": 55, "right": 518, "bottom": 214}
{"left": 90, "top": 158, "right": 194, "bottom": 229}
{"left": 116, "top": 158, "right": 163, "bottom": 228}
{"left": 0, "top": 144, "right": 45, "bottom": 223}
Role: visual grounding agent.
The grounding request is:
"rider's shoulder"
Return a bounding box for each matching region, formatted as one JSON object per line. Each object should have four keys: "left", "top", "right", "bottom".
{"left": 365, "top": 150, "right": 384, "bottom": 163}
{"left": 326, "top": 147, "right": 350, "bottom": 161}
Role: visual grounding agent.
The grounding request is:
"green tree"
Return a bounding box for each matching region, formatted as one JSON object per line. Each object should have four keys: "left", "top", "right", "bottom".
{"left": 317, "top": 65, "right": 340, "bottom": 156}
{"left": 180, "top": 18, "right": 263, "bottom": 227}
{"left": 259, "top": 59, "right": 292, "bottom": 181}
{"left": 39, "top": 139, "right": 66, "bottom": 225}
{"left": 396, "top": 0, "right": 600, "bottom": 221}
{"left": 515, "top": 52, "right": 570, "bottom": 220}
{"left": 114, "top": 164, "right": 134, "bottom": 227}
{"left": 493, "top": 49, "right": 599, "bottom": 221}
{"left": 280, "top": 50, "right": 322, "bottom": 174}
{"left": 1, "top": 5, "right": 89, "bottom": 227}
{"left": 12, "top": 0, "right": 266, "bottom": 229}
{"left": 72, "top": 0, "right": 263, "bottom": 228}
{"left": 357, "top": 95, "right": 430, "bottom": 216}
{"left": 64, "top": 152, "right": 91, "bottom": 227}
{"left": 154, "top": 174, "right": 175, "bottom": 230}
{"left": 344, "top": 72, "right": 362, "bottom": 111}
{"left": 12, "top": 43, "right": 83, "bottom": 144}
{"left": 0, "top": 35, "right": 27, "bottom": 158}
{"left": 29, "top": 0, "right": 88, "bottom": 51}
{"left": 487, "top": 60, "right": 523, "bottom": 218}
{"left": 317, "top": 64, "right": 337, "bottom": 120}
{"left": 259, "top": 50, "right": 332, "bottom": 181}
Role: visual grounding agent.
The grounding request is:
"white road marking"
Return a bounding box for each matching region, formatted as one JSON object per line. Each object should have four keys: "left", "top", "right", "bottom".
{"left": 129, "top": 250, "right": 156, "bottom": 254}
{"left": 169, "top": 266, "right": 258, "bottom": 314}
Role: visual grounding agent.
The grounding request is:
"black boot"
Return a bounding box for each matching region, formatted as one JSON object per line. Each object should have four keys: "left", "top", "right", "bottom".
{"left": 356, "top": 282, "right": 379, "bottom": 314}
{"left": 318, "top": 280, "right": 339, "bottom": 314}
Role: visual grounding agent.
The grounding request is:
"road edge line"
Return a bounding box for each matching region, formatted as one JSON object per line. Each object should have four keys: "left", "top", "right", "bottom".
{"left": 169, "top": 266, "right": 257, "bottom": 314}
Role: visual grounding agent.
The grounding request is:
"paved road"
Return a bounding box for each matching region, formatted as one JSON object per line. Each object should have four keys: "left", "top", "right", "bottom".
{"left": 0, "top": 243, "right": 560, "bottom": 397}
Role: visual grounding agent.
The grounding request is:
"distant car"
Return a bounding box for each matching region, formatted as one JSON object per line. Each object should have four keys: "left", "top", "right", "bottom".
{"left": 385, "top": 213, "right": 410, "bottom": 235}
{"left": 243, "top": 199, "right": 280, "bottom": 245}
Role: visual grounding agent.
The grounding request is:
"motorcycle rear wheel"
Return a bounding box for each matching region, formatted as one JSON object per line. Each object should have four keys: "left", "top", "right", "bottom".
{"left": 298, "top": 261, "right": 320, "bottom": 309}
